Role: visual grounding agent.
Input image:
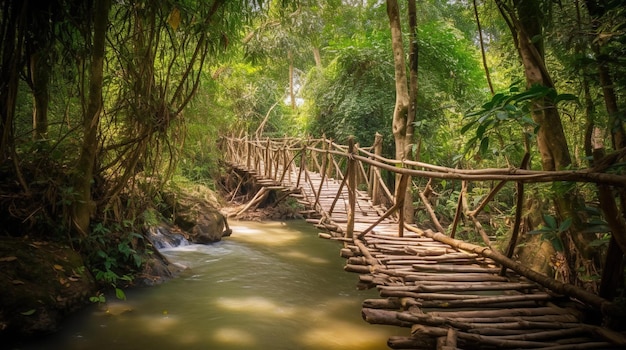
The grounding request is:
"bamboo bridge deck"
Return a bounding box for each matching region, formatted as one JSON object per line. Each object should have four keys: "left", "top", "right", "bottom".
{"left": 221, "top": 136, "right": 626, "bottom": 350}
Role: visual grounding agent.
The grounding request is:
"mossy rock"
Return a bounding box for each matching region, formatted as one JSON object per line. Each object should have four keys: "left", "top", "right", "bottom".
{"left": 0, "top": 237, "right": 96, "bottom": 340}
{"left": 162, "top": 184, "right": 229, "bottom": 244}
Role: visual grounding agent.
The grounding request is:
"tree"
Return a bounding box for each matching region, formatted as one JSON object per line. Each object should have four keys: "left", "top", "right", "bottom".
{"left": 71, "top": 0, "right": 110, "bottom": 237}
{"left": 491, "top": 0, "right": 622, "bottom": 288}
{"left": 387, "top": 0, "right": 411, "bottom": 164}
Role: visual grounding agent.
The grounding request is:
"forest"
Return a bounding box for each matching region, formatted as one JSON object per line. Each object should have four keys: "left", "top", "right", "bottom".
{"left": 1, "top": 0, "right": 625, "bottom": 340}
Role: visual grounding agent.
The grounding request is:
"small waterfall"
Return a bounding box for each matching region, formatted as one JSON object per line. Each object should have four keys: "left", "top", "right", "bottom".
{"left": 147, "top": 225, "right": 190, "bottom": 250}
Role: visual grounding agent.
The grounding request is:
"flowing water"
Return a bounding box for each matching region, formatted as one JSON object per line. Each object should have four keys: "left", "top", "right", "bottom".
{"left": 21, "top": 220, "right": 401, "bottom": 350}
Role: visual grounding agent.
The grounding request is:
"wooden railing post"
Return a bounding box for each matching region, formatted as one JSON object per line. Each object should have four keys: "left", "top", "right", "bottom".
{"left": 314, "top": 136, "right": 329, "bottom": 210}
{"left": 346, "top": 137, "right": 356, "bottom": 239}
{"left": 296, "top": 144, "right": 306, "bottom": 188}
{"left": 500, "top": 153, "right": 530, "bottom": 276}
{"left": 265, "top": 137, "right": 271, "bottom": 178}
{"left": 245, "top": 135, "right": 250, "bottom": 169}
{"left": 371, "top": 133, "right": 383, "bottom": 206}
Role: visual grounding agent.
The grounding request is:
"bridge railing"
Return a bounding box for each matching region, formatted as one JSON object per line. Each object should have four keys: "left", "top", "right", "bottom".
{"left": 221, "top": 134, "right": 626, "bottom": 317}
{"left": 224, "top": 134, "right": 626, "bottom": 241}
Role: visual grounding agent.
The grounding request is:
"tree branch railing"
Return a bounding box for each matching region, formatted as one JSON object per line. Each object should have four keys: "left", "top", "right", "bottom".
{"left": 221, "top": 134, "right": 626, "bottom": 318}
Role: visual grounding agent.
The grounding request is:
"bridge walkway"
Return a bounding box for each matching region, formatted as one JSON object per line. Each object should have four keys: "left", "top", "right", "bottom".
{"left": 222, "top": 136, "right": 625, "bottom": 349}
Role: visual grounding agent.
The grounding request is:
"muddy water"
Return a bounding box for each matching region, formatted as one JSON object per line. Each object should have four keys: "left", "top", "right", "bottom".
{"left": 22, "top": 220, "right": 400, "bottom": 350}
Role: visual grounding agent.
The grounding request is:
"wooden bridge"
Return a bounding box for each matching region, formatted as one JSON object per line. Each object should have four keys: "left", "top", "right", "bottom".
{"left": 221, "top": 136, "right": 626, "bottom": 349}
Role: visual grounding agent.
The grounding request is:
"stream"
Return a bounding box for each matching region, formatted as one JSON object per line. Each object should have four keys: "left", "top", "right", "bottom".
{"left": 21, "top": 220, "right": 400, "bottom": 350}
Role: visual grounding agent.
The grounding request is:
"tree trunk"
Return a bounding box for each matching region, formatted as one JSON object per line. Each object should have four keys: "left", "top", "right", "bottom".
{"left": 582, "top": 0, "right": 626, "bottom": 303}
{"left": 387, "top": 0, "right": 414, "bottom": 225}
{"left": 30, "top": 50, "right": 50, "bottom": 140}
{"left": 585, "top": 0, "right": 626, "bottom": 151}
{"left": 386, "top": 0, "right": 409, "bottom": 162}
{"left": 312, "top": 46, "right": 322, "bottom": 68}
{"left": 403, "top": 0, "right": 418, "bottom": 224}
{"left": 0, "top": 0, "right": 25, "bottom": 161}
{"left": 473, "top": 0, "right": 494, "bottom": 95}
{"left": 71, "top": 0, "right": 110, "bottom": 237}
{"left": 288, "top": 50, "right": 295, "bottom": 109}
{"left": 499, "top": 0, "right": 598, "bottom": 285}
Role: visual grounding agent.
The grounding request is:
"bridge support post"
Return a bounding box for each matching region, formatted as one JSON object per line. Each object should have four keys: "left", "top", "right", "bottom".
{"left": 346, "top": 137, "right": 356, "bottom": 239}
{"left": 296, "top": 144, "right": 306, "bottom": 188}
{"left": 370, "top": 133, "right": 383, "bottom": 206}
{"left": 265, "top": 137, "right": 271, "bottom": 179}
{"left": 245, "top": 135, "right": 250, "bottom": 169}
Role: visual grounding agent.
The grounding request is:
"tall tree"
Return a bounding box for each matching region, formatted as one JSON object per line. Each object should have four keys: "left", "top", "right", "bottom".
{"left": 386, "top": 0, "right": 419, "bottom": 225}
{"left": 0, "top": 0, "right": 28, "bottom": 190}
{"left": 387, "top": 0, "right": 410, "bottom": 164}
{"left": 495, "top": 0, "right": 599, "bottom": 285}
{"left": 71, "top": 0, "right": 110, "bottom": 236}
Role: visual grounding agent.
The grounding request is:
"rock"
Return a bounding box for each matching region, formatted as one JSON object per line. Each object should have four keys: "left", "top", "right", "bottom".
{"left": 0, "top": 237, "right": 96, "bottom": 341}
{"left": 189, "top": 209, "right": 228, "bottom": 244}
{"left": 135, "top": 251, "right": 185, "bottom": 287}
{"left": 165, "top": 191, "right": 230, "bottom": 245}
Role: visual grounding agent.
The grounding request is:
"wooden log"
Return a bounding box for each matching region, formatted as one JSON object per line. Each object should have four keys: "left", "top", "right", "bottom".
{"left": 361, "top": 308, "right": 414, "bottom": 327}
{"left": 453, "top": 314, "right": 580, "bottom": 324}
{"left": 411, "top": 324, "right": 561, "bottom": 348}
{"left": 362, "top": 298, "right": 402, "bottom": 309}
{"left": 414, "top": 281, "right": 538, "bottom": 292}
{"left": 369, "top": 307, "right": 583, "bottom": 339}
{"left": 354, "top": 239, "right": 380, "bottom": 266}
{"left": 386, "top": 258, "right": 483, "bottom": 265}
{"left": 347, "top": 256, "right": 368, "bottom": 265}
{"left": 380, "top": 291, "right": 549, "bottom": 308}
{"left": 539, "top": 342, "right": 617, "bottom": 350}
{"left": 468, "top": 327, "right": 588, "bottom": 339}
{"left": 405, "top": 247, "right": 458, "bottom": 256}
{"left": 429, "top": 306, "right": 573, "bottom": 318}
{"left": 382, "top": 252, "right": 479, "bottom": 260}
{"left": 387, "top": 336, "right": 436, "bottom": 349}
{"left": 344, "top": 264, "right": 370, "bottom": 274}
{"left": 412, "top": 228, "right": 621, "bottom": 318}
{"left": 235, "top": 187, "right": 269, "bottom": 216}
{"left": 379, "top": 290, "right": 485, "bottom": 300}
{"left": 340, "top": 248, "right": 354, "bottom": 258}
{"left": 318, "top": 232, "right": 332, "bottom": 239}
{"left": 403, "top": 272, "right": 509, "bottom": 283}
{"left": 446, "top": 327, "right": 457, "bottom": 348}
{"left": 412, "top": 264, "right": 501, "bottom": 273}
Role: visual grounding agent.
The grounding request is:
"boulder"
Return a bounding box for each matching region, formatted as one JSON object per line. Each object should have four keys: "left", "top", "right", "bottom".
{"left": 166, "top": 191, "right": 230, "bottom": 244}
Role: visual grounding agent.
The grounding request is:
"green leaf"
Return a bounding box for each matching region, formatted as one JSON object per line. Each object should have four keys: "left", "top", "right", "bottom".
{"left": 495, "top": 110, "right": 509, "bottom": 121}
{"left": 558, "top": 218, "right": 572, "bottom": 233}
{"left": 460, "top": 120, "right": 477, "bottom": 134}
{"left": 582, "top": 225, "right": 611, "bottom": 234}
{"left": 551, "top": 237, "right": 564, "bottom": 252}
{"left": 20, "top": 309, "right": 36, "bottom": 316}
{"left": 543, "top": 214, "right": 557, "bottom": 230}
{"left": 115, "top": 288, "right": 127, "bottom": 301}
{"left": 476, "top": 120, "right": 492, "bottom": 139}
{"left": 479, "top": 137, "right": 489, "bottom": 156}
{"left": 520, "top": 116, "right": 536, "bottom": 126}
{"left": 528, "top": 227, "right": 553, "bottom": 235}
{"left": 589, "top": 239, "right": 609, "bottom": 248}
{"left": 554, "top": 93, "right": 578, "bottom": 104}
